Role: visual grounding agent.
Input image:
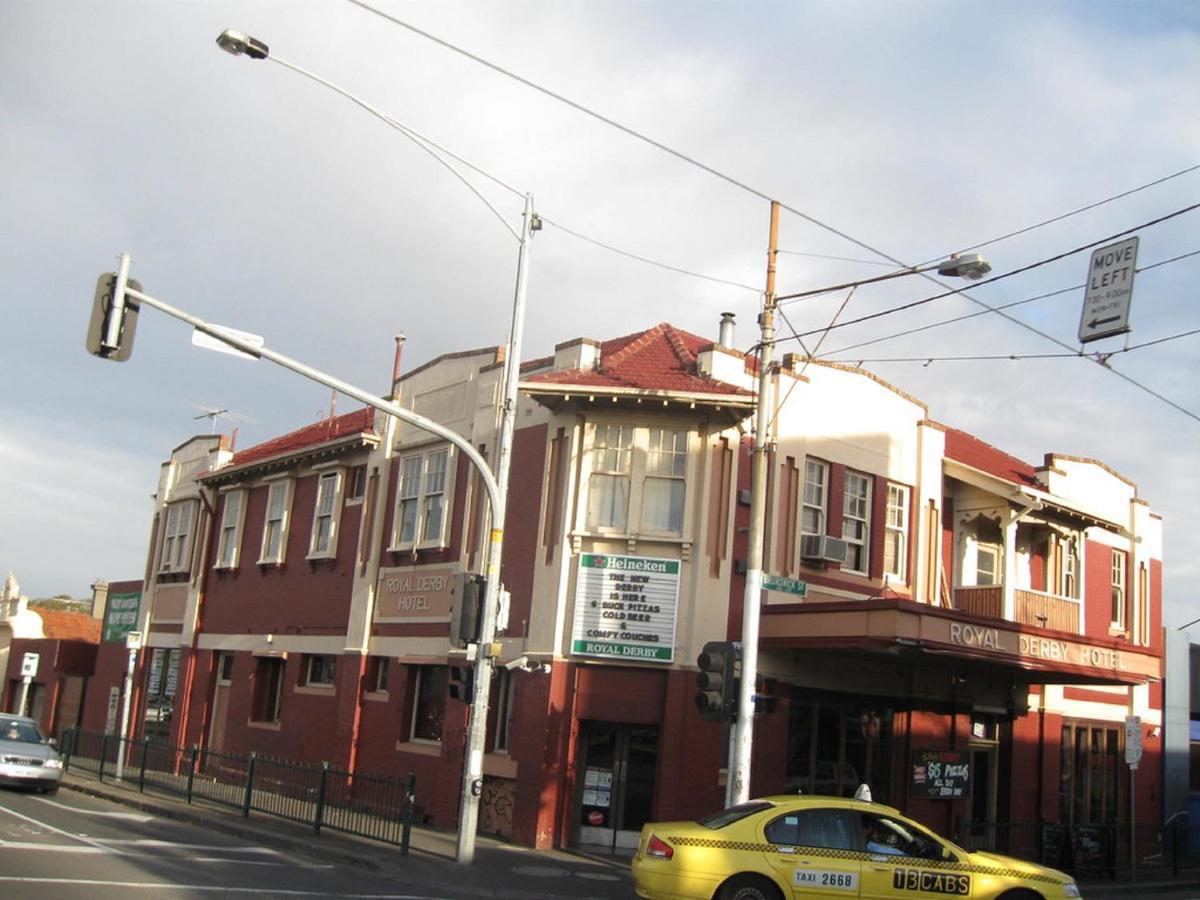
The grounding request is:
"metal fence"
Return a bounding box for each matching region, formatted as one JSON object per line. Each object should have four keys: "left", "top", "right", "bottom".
{"left": 59, "top": 728, "right": 417, "bottom": 853}
{"left": 958, "top": 818, "right": 1200, "bottom": 879}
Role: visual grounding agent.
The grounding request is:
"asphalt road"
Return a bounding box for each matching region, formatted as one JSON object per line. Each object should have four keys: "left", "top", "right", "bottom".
{"left": 0, "top": 786, "right": 563, "bottom": 899}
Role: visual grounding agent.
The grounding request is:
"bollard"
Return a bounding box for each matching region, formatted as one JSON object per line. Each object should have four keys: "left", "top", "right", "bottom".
{"left": 99, "top": 732, "right": 110, "bottom": 782}
{"left": 313, "top": 763, "right": 329, "bottom": 835}
{"left": 242, "top": 752, "right": 257, "bottom": 819}
{"left": 186, "top": 745, "right": 198, "bottom": 805}
{"left": 401, "top": 772, "right": 416, "bottom": 856}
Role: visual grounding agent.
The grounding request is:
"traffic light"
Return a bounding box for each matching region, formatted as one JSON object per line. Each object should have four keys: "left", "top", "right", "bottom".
{"left": 695, "top": 640, "right": 740, "bottom": 720}
{"left": 449, "top": 572, "right": 486, "bottom": 648}
{"left": 86, "top": 271, "right": 142, "bottom": 361}
{"left": 448, "top": 664, "right": 475, "bottom": 704}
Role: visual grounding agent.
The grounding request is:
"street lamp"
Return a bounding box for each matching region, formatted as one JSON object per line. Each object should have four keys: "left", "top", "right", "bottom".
{"left": 730, "top": 204, "right": 990, "bottom": 806}
{"left": 216, "top": 29, "right": 534, "bottom": 863}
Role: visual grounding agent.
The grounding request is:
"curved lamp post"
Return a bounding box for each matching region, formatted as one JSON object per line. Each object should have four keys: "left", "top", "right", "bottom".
{"left": 217, "top": 29, "right": 533, "bottom": 863}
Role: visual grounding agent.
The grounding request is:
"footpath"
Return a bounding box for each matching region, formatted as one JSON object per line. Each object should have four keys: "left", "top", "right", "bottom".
{"left": 60, "top": 769, "right": 633, "bottom": 899}
{"left": 58, "top": 771, "right": 1200, "bottom": 899}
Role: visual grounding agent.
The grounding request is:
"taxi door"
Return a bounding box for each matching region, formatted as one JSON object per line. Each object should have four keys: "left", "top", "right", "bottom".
{"left": 760, "top": 807, "right": 863, "bottom": 899}
{"left": 857, "top": 812, "right": 972, "bottom": 900}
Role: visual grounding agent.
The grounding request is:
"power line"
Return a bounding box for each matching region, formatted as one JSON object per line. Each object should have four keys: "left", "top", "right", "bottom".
{"left": 343, "top": 0, "right": 1198, "bottom": 421}
{"left": 539, "top": 217, "right": 760, "bottom": 293}
{"left": 823, "top": 247, "right": 1200, "bottom": 357}
{"left": 831, "top": 328, "right": 1199, "bottom": 364}
{"left": 774, "top": 203, "right": 1200, "bottom": 343}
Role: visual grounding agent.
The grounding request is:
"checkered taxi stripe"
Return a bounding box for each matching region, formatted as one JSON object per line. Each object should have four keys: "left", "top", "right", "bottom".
{"left": 665, "top": 837, "right": 1060, "bottom": 885}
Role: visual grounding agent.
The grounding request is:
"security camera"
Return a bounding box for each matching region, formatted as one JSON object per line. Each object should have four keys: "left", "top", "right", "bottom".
{"left": 503, "top": 655, "right": 551, "bottom": 673}
{"left": 503, "top": 655, "right": 530, "bottom": 671}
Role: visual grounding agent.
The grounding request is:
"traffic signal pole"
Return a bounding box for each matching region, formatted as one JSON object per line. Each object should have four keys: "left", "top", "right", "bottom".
{"left": 730, "top": 200, "right": 780, "bottom": 807}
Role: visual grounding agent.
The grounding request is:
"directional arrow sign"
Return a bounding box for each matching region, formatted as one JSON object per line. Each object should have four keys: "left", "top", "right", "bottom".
{"left": 1079, "top": 236, "right": 1138, "bottom": 344}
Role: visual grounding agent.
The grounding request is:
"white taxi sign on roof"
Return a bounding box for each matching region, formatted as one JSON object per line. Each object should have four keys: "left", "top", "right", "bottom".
{"left": 1079, "top": 236, "right": 1138, "bottom": 344}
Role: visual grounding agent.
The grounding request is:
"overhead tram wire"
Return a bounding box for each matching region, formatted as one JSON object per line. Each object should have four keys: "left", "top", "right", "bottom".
{"left": 343, "top": 0, "right": 1196, "bottom": 419}
{"left": 772, "top": 202, "right": 1200, "bottom": 343}
{"left": 821, "top": 247, "right": 1200, "bottom": 358}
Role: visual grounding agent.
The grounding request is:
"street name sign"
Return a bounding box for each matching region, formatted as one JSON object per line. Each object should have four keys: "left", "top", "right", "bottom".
{"left": 762, "top": 574, "right": 808, "bottom": 598}
{"left": 1078, "top": 236, "right": 1138, "bottom": 344}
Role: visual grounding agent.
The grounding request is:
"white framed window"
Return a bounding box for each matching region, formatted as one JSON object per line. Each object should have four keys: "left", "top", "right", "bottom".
{"left": 160, "top": 501, "right": 195, "bottom": 572}
{"left": 642, "top": 428, "right": 687, "bottom": 534}
{"left": 259, "top": 479, "right": 293, "bottom": 564}
{"left": 583, "top": 423, "right": 693, "bottom": 538}
{"left": 586, "top": 424, "right": 632, "bottom": 531}
{"left": 976, "top": 544, "right": 1001, "bottom": 585}
{"left": 1111, "top": 549, "right": 1127, "bottom": 628}
{"left": 390, "top": 448, "right": 452, "bottom": 550}
{"left": 367, "top": 656, "right": 390, "bottom": 694}
{"left": 841, "top": 471, "right": 872, "bottom": 574}
{"left": 883, "top": 483, "right": 910, "bottom": 583}
{"left": 215, "top": 489, "right": 246, "bottom": 569}
{"left": 303, "top": 654, "right": 337, "bottom": 688}
{"left": 346, "top": 465, "right": 367, "bottom": 504}
{"left": 801, "top": 459, "right": 829, "bottom": 537}
{"left": 308, "top": 470, "right": 343, "bottom": 558}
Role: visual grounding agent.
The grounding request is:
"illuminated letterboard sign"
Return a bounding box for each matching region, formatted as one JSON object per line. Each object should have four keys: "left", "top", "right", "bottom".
{"left": 571, "top": 553, "right": 680, "bottom": 663}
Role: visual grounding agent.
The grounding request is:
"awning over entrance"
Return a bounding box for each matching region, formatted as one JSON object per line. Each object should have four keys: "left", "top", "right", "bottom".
{"left": 759, "top": 598, "right": 1161, "bottom": 689}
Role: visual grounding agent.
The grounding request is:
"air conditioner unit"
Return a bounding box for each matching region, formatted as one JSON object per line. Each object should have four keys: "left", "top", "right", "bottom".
{"left": 800, "top": 534, "right": 849, "bottom": 564}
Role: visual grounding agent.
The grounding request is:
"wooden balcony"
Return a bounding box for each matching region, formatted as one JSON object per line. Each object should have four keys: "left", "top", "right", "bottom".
{"left": 952, "top": 586, "right": 1081, "bottom": 632}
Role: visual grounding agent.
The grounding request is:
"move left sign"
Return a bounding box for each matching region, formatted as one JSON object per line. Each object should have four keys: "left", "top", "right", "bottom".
{"left": 1078, "top": 236, "right": 1138, "bottom": 344}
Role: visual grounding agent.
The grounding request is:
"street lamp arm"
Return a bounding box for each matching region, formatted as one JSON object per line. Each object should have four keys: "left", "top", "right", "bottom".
{"left": 254, "top": 49, "right": 522, "bottom": 242}
{"left": 775, "top": 253, "right": 990, "bottom": 303}
{"left": 122, "top": 284, "right": 501, "bottom": 516}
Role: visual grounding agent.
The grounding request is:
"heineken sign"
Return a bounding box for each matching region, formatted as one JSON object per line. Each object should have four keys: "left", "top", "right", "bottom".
{"left": 571, "top": 553, "right": 680, "bottom": 663}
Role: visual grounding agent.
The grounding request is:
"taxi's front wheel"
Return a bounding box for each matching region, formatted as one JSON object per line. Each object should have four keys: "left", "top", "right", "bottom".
{"left": 716, "top": 874, "right": 783, "bottom": 900}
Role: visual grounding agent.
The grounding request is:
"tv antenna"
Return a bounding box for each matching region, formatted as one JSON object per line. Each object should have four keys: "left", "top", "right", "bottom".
{"left": 190, "top": 402, "right": 257, "bottom": 433}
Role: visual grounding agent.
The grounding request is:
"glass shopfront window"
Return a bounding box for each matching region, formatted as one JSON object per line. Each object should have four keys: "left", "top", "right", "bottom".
{"left": 786, "top": 696, "right": 894, "bottom": 805}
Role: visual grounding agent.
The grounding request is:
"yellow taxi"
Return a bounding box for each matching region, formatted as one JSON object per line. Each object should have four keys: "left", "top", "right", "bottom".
{"left": 632, "top": 794, "right": 1082, "bottom": 900}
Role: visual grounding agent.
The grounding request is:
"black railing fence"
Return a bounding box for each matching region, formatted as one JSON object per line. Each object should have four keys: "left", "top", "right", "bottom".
{"left": 60, "top": 728, "right": 417, "bottom": 853}
{"left": 957, "top": 817, "right": 1200, "bottom": 879}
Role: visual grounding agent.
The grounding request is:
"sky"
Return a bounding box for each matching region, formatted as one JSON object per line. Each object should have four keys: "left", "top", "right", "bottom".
{"left": 1, "top": 1, "right": 1197, "bottom": 631}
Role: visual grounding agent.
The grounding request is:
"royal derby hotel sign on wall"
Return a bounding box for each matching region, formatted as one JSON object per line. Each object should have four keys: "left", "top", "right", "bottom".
{"left": 571, "top": 553, "right": 680, "bottom": 662}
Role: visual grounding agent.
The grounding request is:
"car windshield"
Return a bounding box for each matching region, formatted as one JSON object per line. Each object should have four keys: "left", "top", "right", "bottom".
{"left": 1, "top": 720, "right": 42, "bottom": 744}
{"left": 698, "top": 801, "right": 775, "bottom": 830}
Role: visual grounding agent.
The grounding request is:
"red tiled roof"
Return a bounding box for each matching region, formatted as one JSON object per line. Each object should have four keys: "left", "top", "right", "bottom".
{"left": 35, "top": 609, "right": 101, "bottom": 643}
{"left": 943, "top": 426, "right": 1038, "bottom": 487}
{"left": 219, "top": 408, "right": 375, "bottom": 470}
{"left": 525, "top": 323, "right": 752, "bottom": 397}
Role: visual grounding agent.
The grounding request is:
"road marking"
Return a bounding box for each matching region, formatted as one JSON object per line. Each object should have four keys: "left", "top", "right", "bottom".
{"left": 0, "top": 878, "right": 450, "bottom": 897}
{"left": 0, "top": 841, "right": 106, "bottom": 853}
{"left": 102, "top": 840, "right": 282, "bottom": 854}
{"left": 0, "top": 805, "right": 123, "bottom": 855}
{"left": 34, "top": 797, "right": 154, "bottom": 822}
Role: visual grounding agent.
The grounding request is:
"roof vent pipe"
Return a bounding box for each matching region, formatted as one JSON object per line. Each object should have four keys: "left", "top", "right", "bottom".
{"left": 718, "top": 312, "right": 736, "bottom": 348}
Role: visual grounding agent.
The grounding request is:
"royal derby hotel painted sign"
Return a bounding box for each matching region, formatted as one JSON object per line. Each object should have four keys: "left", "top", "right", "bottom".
{"left": 571, "top": 553, "right": 680, "bottom": 662}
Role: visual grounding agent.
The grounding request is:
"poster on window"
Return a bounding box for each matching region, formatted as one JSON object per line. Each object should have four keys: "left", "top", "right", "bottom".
{"left": 570, "top": 553, "right": 679, "bottom": 663}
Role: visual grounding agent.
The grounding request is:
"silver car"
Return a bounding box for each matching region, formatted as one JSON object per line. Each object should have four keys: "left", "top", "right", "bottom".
{"left": 0, "top": 715, "right": 64, "bottom": 794}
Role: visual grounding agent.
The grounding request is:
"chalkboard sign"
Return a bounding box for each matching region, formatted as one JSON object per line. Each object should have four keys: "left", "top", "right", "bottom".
{"left": 911, "top": 749, "right": 970, "bottom": 799}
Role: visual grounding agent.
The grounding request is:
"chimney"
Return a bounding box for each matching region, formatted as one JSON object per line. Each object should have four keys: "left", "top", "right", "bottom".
{"left": 718, "top": 312, "right": 736, "bottom": 348}
{"left": 90, "top": 580, "right": 110, "bottom": 622}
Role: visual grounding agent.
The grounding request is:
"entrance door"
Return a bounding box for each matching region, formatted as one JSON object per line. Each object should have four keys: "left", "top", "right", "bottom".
{"left": 965, "top": 745, "right": 997, "bottom": 850}
{"left": 208, "top": 652, "right": 234, "bottom": 752}
{"left": 575, "top": 721, "right": 659, "bottom": 852}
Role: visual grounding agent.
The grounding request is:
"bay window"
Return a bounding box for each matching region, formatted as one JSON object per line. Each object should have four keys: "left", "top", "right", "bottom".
{"left": 584, "top": 423, "right": 692, "bottom": 538}
{"left": 390, "top": 447, "right": 452, "bottom": 550}
{"left": 160, "top": 501, "right": 195, "bottom": 573}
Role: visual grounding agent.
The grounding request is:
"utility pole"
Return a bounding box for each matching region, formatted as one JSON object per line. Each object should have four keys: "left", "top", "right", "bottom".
{"left": 730, "top": 200, "right": 780, "bottom": 805}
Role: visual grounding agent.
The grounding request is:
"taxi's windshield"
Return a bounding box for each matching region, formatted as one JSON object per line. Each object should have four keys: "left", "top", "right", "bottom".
{"left": 698, "top": 802, "right": 775, "bottom": 830}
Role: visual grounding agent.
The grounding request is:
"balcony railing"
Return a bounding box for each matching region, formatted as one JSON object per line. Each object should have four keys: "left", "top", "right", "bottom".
{"left": 952, "top": 585, "right": 1080, "bottom": 632}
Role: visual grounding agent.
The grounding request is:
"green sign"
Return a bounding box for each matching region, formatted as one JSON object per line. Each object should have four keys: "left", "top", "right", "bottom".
{"left": 571, "top": 553, "right": 680, "bottom": 663}
{"left": 762, "top": 574, "right": 807, "bottom": 597}
{"left": 103, "top": 590, "right": 142, "bottom": 642}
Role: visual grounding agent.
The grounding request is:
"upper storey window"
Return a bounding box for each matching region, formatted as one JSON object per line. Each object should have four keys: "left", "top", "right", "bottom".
{"left": 159, "top": 501, "right": 196, "bottom": 573}
{"left": 883, "top": 483, "right": 910, "bottom": 583}
{"left": 308, "top": 470, "right": 344, "bottom": 559}
{"left": 215, "top": 489, "right": 246, "bottom": 569}
{"left": 841, "top": 471, "right": 872, "bottom": 575}
{"left": 801, "top": 460, "right": 829, "bottom": 539}
{"left": 259, "top": 479, "right": 293, "bottom": 565}
{"left": 391, "top": 447, "right": 451, "bottom": 551}
{"left": 584, "top": 424, "right": 691, "bottom": 538}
